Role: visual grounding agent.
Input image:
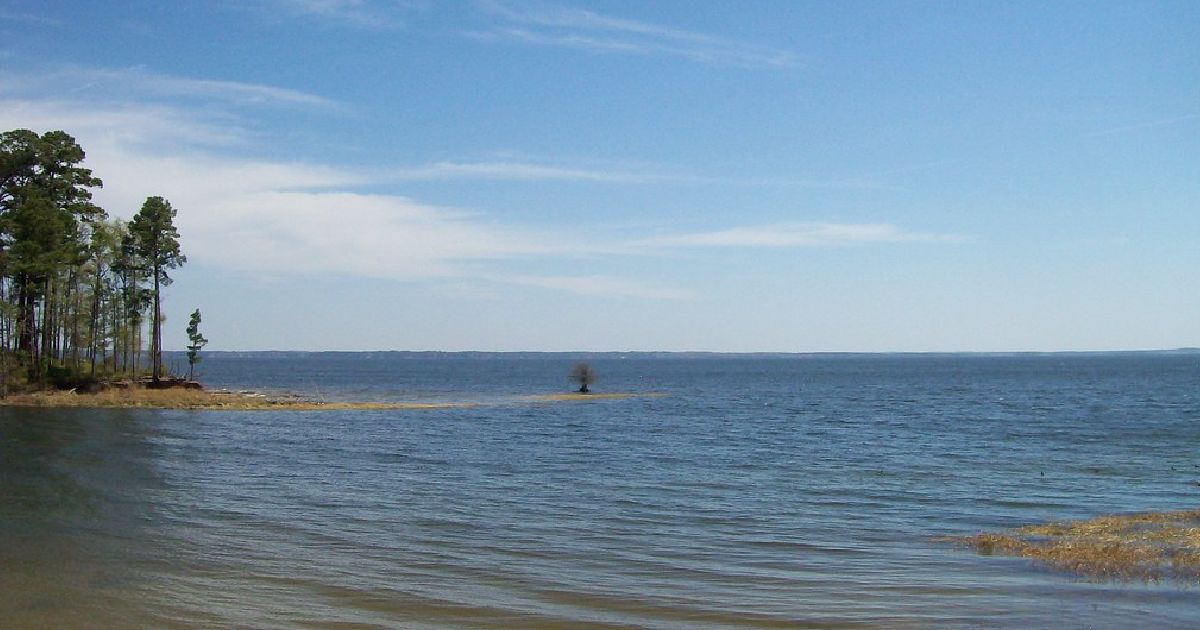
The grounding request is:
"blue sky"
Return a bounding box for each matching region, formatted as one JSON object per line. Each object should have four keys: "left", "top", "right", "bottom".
{"left": 1, "top": 1, "right": 1196, "bottom": 351}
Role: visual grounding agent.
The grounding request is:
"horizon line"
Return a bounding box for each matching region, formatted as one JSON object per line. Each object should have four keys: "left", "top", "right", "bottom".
{"left": 165, "top": 348, "right": 1199, "bottom": 356}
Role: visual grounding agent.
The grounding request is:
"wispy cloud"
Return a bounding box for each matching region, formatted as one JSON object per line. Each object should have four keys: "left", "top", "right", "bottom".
{"left": 2, "top": 66, "right": 950, "bottom": 304}
{"left": 391, "top": 160, "right": 667, "bottom": 183}
{"left": 194, "top": 191, "right": 567, "bottom": 279}
{"left": 0, "top": 98, "right": 253, "bottom": 150}
{"left": 486, "top": 274, "right": 693, "bottom": 299}
{"left": 0, "top": 92, "right": 626, "bottom": 294}
{"left": 390, "top": 159, "right": 881, "bottom": 188}
{"left": 473, "top": 0, "right": 799, "bottom": 69}
{"left": 127, "top": 70, "right": 340, "bottom": 109}
{"left": 1084, "top": 113, "right": 1200, "bottom": 138}
{"left": 272, "top": 0, "right": 406, "bottom": 28}
{"left": 0, "top": 8, "right": 62, "bottom": 27}
{"left": 0, "top": 65, "right": 340, "bottom": 110}
{"left": 637, "top": 222, "right": 965, "bottom": 248}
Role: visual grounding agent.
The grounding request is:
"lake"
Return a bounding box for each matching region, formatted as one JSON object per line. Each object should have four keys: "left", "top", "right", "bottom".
{"left": 2, "top": 353, "right": 1198, "bottom": 628}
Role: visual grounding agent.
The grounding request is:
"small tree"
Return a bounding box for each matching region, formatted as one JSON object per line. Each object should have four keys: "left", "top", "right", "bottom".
{"left": 185, "top": 308, "right": 207, "bottom": 381}
{"left": 568, "top": 362, "right": 596, "bottom": 394}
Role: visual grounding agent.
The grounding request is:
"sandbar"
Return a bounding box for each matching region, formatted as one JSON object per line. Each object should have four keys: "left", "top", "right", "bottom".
{"left": 0, "top": 388, "right": 661, "bottom": 411}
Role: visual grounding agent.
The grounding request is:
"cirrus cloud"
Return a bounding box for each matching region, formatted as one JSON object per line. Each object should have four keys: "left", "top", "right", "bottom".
{"left": 473, "top": 0, "right": 799, "bottom": 69}
{"left": 0, "top": 65, "right": 957, "bottom": 303}
{"left": 636, "top": 222, "right": 966, "bottom": 248}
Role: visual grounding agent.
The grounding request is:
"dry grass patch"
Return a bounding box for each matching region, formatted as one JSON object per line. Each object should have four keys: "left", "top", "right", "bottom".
{"left": 940, "top": 509, "right": 1200, "bottom": 582}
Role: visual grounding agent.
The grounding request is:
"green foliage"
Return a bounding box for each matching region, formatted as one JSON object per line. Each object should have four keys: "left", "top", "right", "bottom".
{"left": 0, "top": 128, "right": 103, "bottom": 231}
{"left": 1, "top": 129, "right": 103, "bottom": 287}
{"left": 44, "top": 361, "right": 101, "bottom": 391}
{"left": 6, "top": 190, "right": 67, "bottom": 281}
{"left": 129, "top": 195, "right": 186, "bottom": 382}
{"left": 186, "top": 308, "right": 208, "bottom": 380}
{"left": 0, "top": 128, "right": 193, "bottom": 390}
{"left": 129, "top": 196, "right": 186, "bottom": 285}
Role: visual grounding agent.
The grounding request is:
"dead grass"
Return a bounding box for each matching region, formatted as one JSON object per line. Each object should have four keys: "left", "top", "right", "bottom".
{"left": 939, "top": 509, "right": 1200, "bottom": 582}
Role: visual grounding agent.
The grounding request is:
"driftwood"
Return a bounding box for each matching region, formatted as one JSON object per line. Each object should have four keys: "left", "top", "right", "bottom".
{"left": 143, "top": 377, "right": 203, "bottom": 390}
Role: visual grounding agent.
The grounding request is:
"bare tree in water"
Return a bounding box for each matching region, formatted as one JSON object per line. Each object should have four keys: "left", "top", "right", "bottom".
{"left": 568, "top": 362, "right": 596, "bottom": 393}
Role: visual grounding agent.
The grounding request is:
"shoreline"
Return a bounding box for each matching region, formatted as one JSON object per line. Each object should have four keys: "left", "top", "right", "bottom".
{"left": 0, "top": 388, "right": 657, "bottom": 411}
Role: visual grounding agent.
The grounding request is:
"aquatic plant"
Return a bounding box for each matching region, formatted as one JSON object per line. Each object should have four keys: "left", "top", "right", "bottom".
{"left": 940, "top": 509, "right": 1200, "bottom": 582}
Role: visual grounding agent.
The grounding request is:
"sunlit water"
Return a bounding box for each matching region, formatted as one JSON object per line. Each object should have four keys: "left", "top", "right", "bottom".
{"left": 3, "top": 353, "right": 1199, "bottom": 628}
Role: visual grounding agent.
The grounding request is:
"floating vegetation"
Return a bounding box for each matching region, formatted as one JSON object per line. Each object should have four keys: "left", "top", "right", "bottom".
{"left": 939, "top": 510, "right": 1200, "bottom": 582}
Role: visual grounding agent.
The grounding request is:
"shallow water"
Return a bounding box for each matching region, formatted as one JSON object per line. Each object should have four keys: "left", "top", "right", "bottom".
{"left": 3, "top": 353, "right": 1199, "bottom": 628}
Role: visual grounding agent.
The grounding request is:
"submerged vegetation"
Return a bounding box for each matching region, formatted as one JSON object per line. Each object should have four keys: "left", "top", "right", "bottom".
{"left": 941, "top": 509, "right": 1200, "bottom": 583}
{"left": 0, "top": 128, "right": 189, "bottom": 394}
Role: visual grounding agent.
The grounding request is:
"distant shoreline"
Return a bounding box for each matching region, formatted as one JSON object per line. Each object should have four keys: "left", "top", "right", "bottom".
{"left": 162, "top": 348, "right": 1200, "bottom": 360}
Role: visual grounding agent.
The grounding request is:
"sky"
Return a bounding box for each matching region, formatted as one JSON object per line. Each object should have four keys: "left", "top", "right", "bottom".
{"left": 0, "top": 0, "right": 1196, "bottom": 352}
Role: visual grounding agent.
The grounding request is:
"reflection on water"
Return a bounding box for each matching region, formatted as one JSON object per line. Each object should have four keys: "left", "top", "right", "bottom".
{"left": 0, "top": 409, "right": 170, "bottom": 627}
{"left": 2, "top": 355, "right": 1200, "bottom": 629}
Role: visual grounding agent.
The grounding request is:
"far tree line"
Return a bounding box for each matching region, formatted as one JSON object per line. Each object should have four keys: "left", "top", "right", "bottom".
{"left": 0, "top": 128, "right": 193, "bottom": 393}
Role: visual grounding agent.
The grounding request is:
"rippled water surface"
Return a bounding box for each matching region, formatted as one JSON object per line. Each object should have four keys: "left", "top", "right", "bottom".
{"left": 3, "top": 353, "right": 1199, "bottom": 628}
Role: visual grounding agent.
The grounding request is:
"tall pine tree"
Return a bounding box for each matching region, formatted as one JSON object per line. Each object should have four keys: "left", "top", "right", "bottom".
{"left": 129, "top": 196, "right": 185, "bottom": 383}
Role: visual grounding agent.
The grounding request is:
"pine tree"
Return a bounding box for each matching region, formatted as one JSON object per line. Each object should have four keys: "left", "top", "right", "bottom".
{"left": 1, "top": 129, "right": 103, "bottom": 383}
{"left": 129, "top": 196, "right": 185, "bottom": 383}
{"left": 185, "top": 308, "right": 207, "bottom": 381}
{"left": 0, "top": 129, "right": 199, "bottom": 391}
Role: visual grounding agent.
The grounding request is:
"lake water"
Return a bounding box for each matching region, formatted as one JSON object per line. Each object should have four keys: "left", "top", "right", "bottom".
{"left": 2, "top": 353, "right": 1199, "bottom": 628}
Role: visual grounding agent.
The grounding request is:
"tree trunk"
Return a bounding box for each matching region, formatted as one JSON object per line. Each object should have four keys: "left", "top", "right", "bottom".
{"left": 70, "top": 267, "right": 83, "bottom": 370}
{"left": 41, "top": 277, "right": 53, "bottom": 366}
{"left": 132, "top": 317, "right": 139, "bottom": 376}
{"left": 16, "top": 278, "right": 34, "bottom": 358}
{"left": 152, "top": 265, "right": 161, "bottom": 382}
{"left": 88, "top": 264, "right": 102, "bottom": 377}
{"left": 0, "top": 280, "right": 8, "bottom": 398}
{"left": 117, "top": 280, "right": 126, "bottom": 374}
{"left": 40, "top": 279, "right": 52, "bottom": 380}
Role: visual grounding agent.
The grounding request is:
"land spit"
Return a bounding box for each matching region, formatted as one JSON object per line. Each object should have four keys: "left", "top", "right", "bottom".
{"left": 0, "top": 388, "right": 656, "bottom": 410}
{"left": 940, "top": 509, "right": 1200, "bottom": 583}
